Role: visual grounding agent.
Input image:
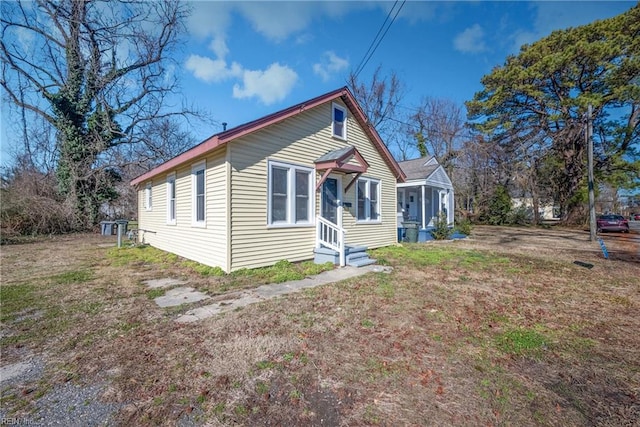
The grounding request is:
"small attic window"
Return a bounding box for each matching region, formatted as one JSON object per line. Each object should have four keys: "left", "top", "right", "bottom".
{"left": 332, "top": 103, "right": 347, "bottom": 140}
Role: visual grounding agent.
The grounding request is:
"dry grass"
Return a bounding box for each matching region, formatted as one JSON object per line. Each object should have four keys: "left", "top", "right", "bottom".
{"left": 1, "top": 226, "right": 639, "bottom": 426}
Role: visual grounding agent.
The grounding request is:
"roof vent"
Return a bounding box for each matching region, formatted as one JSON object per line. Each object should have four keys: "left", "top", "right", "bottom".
{"left": 222, "top": 122, "right": 227, "bottom": 131}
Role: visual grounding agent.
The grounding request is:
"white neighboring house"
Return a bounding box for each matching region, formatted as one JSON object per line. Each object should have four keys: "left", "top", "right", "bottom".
{"left": 396, "top": 157, "right": 454, "bottom": 240}
{"left": 512, "top": 198, "right": 558, "bottom": 220}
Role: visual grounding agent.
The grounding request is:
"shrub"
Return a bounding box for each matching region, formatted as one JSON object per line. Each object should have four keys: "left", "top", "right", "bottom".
{"left": 431, "top": 212, "right": 453, "bottom": 240}
{"left": 1, "top": 168, "right": 77, "bottom": 240}
{"left": 507, "top": 205, "right": 529, "bottom": 225}
{"left": 484, "top": 184, "right": 512, "bottom": 225}
{"left": 455, "top": 219, "right": 473, "bottom": 236}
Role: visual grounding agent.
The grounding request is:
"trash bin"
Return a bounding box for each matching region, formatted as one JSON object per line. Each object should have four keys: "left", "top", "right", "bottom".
{"left": 403, "top": 221, "right": 419, "bottom": 243}
{"left": 397, "top": 227, "right": 405, "bottom": 243}
{"left": 115, "top": 220, "right": 129, "bottom": 235}
{"left": 100, "top": 221, "right": 115, "bottom": 236}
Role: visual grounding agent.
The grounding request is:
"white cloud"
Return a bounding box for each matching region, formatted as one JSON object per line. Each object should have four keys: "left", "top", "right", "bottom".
{"left": 14, "top": 27, "right": 35, "bottom": 51}
{"left": 189, "top": 1, "right": 346, "bottom": 43}
{"left": 233, "top": 63, "right": 298, "bottom": 105}
{"left": 208, "top": 36, "right": 229, "bottom": 60}
{"left": 236, "top": 2, "right": 316, "bottom": 42}
{"left": 235, "top": 2, "right": 361, "bottom": 42}
{"left": 185, "top": 55, "right": 242, "bottom": 83}
{"left": 398, "top": 1, "right": 442, "bottom": 24}
{"left": 187, "top": 2, "right": 232, "bottom": 40}
{"left": 454, "top": 24, "right": 487, "bottom": 54}
{"left": 313, "top": 51, "right": 349, "bottom": 82}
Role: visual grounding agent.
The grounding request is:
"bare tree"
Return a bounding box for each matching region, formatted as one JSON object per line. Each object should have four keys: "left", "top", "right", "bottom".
{"left": 347, "top": 66, "right": 406, "bottom": 151}
{"left": 411, "top": 97, "right": 467, "bottom": 174}
{"left": 1, "top": 0, "right": 195, "bottom": 228}
{"left": 111, "top": 117, "right": 198, "bottom": 220}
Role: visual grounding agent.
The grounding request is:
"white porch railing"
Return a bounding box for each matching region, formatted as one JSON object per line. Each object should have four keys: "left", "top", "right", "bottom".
{"left": 316, "top": 216, "right": 346, "bottom": 267}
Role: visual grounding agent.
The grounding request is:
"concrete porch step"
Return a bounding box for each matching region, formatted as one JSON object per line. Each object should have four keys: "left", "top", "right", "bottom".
{"left": 347, "top": 257, "right": 377, "bottom": 268}
{"left": 314, "top": 244, "right": 376, "bottom": 268}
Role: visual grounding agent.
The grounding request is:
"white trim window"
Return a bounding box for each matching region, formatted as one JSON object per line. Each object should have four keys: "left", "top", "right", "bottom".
{"left": 356, "top": 178, "right": 381, "bottom": 222}
{"left": 332, "top": 102, "right": 347, "bottom": 140}
{"left": 192, "top": 161, "right": 206, "bottom": 226}
{"left": 268, "top": 160, "right": 313, "bottom": 227}
{"left": 166, "top": 173, "right": 176, "bottom": 225}
{"left": 144, "top": 182, "right": 153, "bottom": 211}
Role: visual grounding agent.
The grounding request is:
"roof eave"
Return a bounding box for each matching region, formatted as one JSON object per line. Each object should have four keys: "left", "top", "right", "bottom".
{"left": 130, "top": 135, "right": 223, "bottom": 186}
{"left": 130, "top": 86, "right": 407, "bottom": 185}
{"left": 341, "top": 93, "right": 406, "bottom": 183}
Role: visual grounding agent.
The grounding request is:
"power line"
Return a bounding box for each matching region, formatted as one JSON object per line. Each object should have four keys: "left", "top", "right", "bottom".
{"left": 385, "top": 116, "right": 468, "bottom": 139}
{"left": 352, "top": 2, "right": 395, "bottom": 77}
{"left": 352, "top": 0, "right": 406, "bottom": 79}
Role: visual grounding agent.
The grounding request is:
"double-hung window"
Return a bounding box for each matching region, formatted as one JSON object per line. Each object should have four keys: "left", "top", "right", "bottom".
{"left": 332, "top": 102, "right": 347, "bottom": 140}
{"left": 145, "top": 182, "right": 153, "bottom": 211}
{"left": 268, "top": 161, "right": 313, "bottom": 226}
{"left": 166, "top": 173, "right": 176, "bottom": 225}
{"left": 192, "top": 161, "right": 206, "bottom": 226}
{"left": 356, "top": 178, "right": 381, "bottom": 222}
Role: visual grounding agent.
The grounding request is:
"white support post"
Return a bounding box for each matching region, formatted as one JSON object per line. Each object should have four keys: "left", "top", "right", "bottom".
{"left": 316, "top": 221, "right": 321, "bottom": 249}
{"left": 421, "top": 185, "right": 426, "bottom": 229}
{"left": 449, "top": 189, "right": 454, "bottom": 225}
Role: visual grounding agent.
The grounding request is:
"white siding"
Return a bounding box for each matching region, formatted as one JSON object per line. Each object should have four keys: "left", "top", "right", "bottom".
{"left": 136, "top": 147, "right": 228, "bottom": 270}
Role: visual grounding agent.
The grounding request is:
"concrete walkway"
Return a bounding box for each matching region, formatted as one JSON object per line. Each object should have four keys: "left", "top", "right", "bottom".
{"left": 172, "top": 264, "right": 392, "bottom": 323}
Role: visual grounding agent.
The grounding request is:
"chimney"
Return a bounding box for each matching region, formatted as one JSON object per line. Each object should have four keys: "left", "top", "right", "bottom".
{"left": 222, "top": 122, "right": 227, "bottom": 131}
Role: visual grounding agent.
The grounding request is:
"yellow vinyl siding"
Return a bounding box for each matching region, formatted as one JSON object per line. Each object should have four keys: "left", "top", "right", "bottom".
{"left": 228, "top": 100, "right": 397, "bottom": 271}
{"left": 340, "top": 109, "right": 397, "bottom": 249}
{"left": 136, "top": 97, "right": 399, "bottom": 273}
{"left": 229, "top": 126, "right": 317, "bottom": 271}
{"left": 136, "top": 147, "right": 228, "bottom": 270}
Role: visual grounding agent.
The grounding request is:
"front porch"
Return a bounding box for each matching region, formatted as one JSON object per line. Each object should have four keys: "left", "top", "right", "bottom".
{"left": 396, "top": 185, "right": 454, "bottom": 242}
{"left": 312, "top": 146, "right": 377, "bottom": 267}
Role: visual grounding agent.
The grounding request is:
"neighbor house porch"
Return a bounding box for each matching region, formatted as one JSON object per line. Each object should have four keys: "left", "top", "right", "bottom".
{"left": 396, "top": 157, "right": 455, "bottom": 242}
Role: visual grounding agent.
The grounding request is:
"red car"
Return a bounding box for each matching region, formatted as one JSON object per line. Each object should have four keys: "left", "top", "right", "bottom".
{"left": 633, "top": 213, "right": 640, "bottom": 221}
{"left": 596, "top": 214, "right": 629, "bottom": 233}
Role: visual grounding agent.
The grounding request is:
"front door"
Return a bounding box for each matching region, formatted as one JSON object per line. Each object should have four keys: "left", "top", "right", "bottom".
{"left": 321, "top": 177, "right": 341, "bottom": 226}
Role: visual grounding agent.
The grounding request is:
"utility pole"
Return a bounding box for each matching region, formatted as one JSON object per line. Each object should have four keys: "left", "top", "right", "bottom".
{"left": 587, "top": 104, "right": 596, "bottom": 241}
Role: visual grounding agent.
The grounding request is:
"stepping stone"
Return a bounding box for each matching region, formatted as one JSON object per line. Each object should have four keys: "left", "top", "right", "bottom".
{"left": 175, "top": 293, "right": 264, "bottom": 323}
{"left": 175, "top": 265, "right": 394, "bottom": 322}
{"left": 143, "top": 278, "right": 187, "bottom": 289}
{"left": 154, "top": 287, "right": 208, "bottom": 308}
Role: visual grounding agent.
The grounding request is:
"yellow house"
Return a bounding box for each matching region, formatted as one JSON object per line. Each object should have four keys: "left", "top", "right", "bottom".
{"left": 130, "top": 87, "right": 406, "bottom": 272}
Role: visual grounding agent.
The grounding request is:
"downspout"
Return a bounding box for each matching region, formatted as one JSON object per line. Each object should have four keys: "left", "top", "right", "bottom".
{"left": 338, "top": 178, "right": 345, "bottom": 267}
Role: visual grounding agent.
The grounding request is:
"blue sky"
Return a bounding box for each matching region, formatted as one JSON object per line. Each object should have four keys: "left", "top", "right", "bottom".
{"left": 0, "top": 1, "right": 636, "bottom": 161}
{"left": 176, "top": 1, "right": 635, "bottom": 138}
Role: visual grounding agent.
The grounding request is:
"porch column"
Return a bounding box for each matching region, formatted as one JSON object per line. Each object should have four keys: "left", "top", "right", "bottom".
{"left": 448, "top": 189, "right": 454, "bottom": 225}
{"left": 421, "top": 185, "right": 426, "bottom": 229}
